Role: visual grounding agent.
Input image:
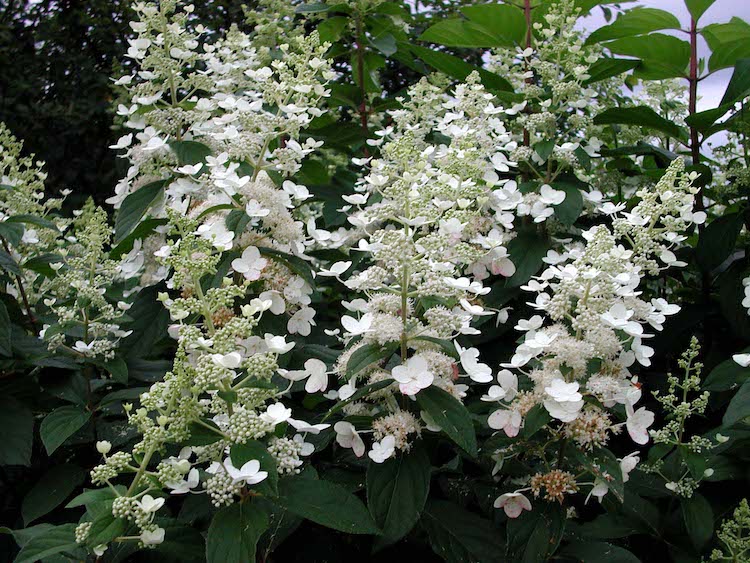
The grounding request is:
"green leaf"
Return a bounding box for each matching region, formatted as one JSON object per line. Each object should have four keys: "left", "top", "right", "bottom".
{"left": 419, "top": 19, "right": 513, "bottom": 48}
{"left": 420, "top": 500, "right": 504, "bottom": 563}
{"left": 586, "top": 8, "right": 681, "bottom": 44}
{"left": 86, "top": 513, "right": 129, "bottom": 546}
{"left": 405, "top": 43, "right": 513, "bottom": 92}
{"left": 723, "top": 379, "right": 750, "bottom": 427}
{"left": 507, "top": 503, "right": 566, "bottom": 563}
{"left": 552, "top": 182, "right": 584, "bottom": 226}
{"left": 703, "top": 353, "right": 750, "bottom": 391}
{"left": 257, "top": 246, "right": 315, "bottom": 287}
{"left": 169, "top": 140, "right": 212, "bottom": 165}
{"left": 583, "top": 58, "right": 640, "bottom": 85}
{"left": 370, "top": 32, "right": 397, "bottom": 56}
{"left": 186, "top": 419, "right": 225, "bottom": 446}
{"left": 416, "top": 386, "right": 477, "bottom": 457}
{"left": 230, "top": 441, "right": 279, "bottom": 496}
{"left": 276, "top": 476, "right": 380, "bottom": 534}
{"left": 685, "top": 0, "right": 716, "bottom": 21}
{"left": 109, "top": 218, "right": 168, "bottom": 259}
{"left": 22, "top": 464, "right": 85, "bottom": 525}
{"left": 502, "top": 230, "right": 550, "bottom": 288}
{"left": 0, "top": 221, "right": 24, "bottom": 246}
{"left": 206, "top": 500, "right": 269, "bottom": 563}
{"left": 40, "top": 405, "right": 91, "bottom": 455}
{"left": 695, "top": 212, "right": 743, "bottom": 273}
{"left": 367, "top": 445, "right": 431, "bottom": 546}
{"left": 685, "top": 105, "right": 732, "bottom": 132}
{"left": 0, "top": 396, "right": 33, "bottom": 465}
{"left": 66, "top": 486, "right": 123, "bottom": 509}
{"left": 0, "top": 248, "right": 22, "bottom": 276}
{"left": 703, "top": 19, "right": 750, "bottom": 71}
{"left": 346, "top": 342, "right": 398, "bottom": 378}
{"left": 13, "top": 523, "right": 80, "bottom": 563}
{"left": 95, "top": 356, "right": 128, "bottom": 384}
{"left": 560, "top": 541, "right": 640, "bottom": 562}
{"left": 114, "top": 180, "right": 166, "bottom": 244}
{"left": 317, "top": 16, "right": 348, "bottom": 43}
{"left": 721, "top": 58, "right": 750, "bottom": 106}
{"left": 22, "top": 252, "right": 64, "bottom": 278}
{"left": 606, "top": 34, "right": 690, "bottom": 78}
{"left": 413, "top": 335, "right": 459, "bottom": 359}
{"left": 0, "top": 301, "right": 11, "bottom": 356}
{"left": 594, "top": 106, "right": 685, "bottom": 139}
{"left": 681, "top": 493, "right": 713, "bottom": 549}
{"left": 6, "top": 214, "right": 59, "bottom": 231}
{"left": 460, "top": 4, "right": 526, "bottom": 46}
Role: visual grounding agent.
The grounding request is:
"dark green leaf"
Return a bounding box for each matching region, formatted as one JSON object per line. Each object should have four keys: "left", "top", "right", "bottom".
{"left": 86, "top": 513, "right": 129, "bottom": 547}
{"left": 681, "top": 493, "right": 713, "bottom": 549}
{"left": 276, "top": 476, "right": 380, "bottom": 534}
{"left": 413, "top": 335, "right": 459, "bottom": 359}
{"left": 13, "top": 523, "right": 80, "bottom": 563}
{"left": 370, "top": 32, "right": 397, "bottom": 56}
{"left": 206, "top": 500, "right": 269, "bottom": 563}
{"left": 0, "top": 248, "right": 22, "bottom": 276}
{"left": 0, "top": 301, "right": 11, "bottom": 356}
{"left": 583, "top": 58, "right": 640, "bottom": 85}
{"left": 0, "top": 396, "right": 33, "bottom": 465}
{"left": 594, "top": 106, "right": 685, "bottom": 139}
{"left": 346, "top": 342, "right": 399, "bottom": 378}
{"left": 22, "top": 464, "right": 85, "bottom": 525}
{"left": 114, "top": 180, "right": 166, "bottom": 244}
{"left": 695, "top": 212, "right": 743, "bottom": 273}
{"left": 40, "top": 405, "right": 92, "bottom": 455}
{"left": 324, "top": 379, "right": 395, "bottom": 420}
{"left": 405, "top": 43, "right": 513, "bottom": 92}
{"left": 503, "top": 230, "right": 550, "bottom": 287}
{"left": 721, "top": 58, "right": 750, "bottom": 105}
{"left": 257, "top": 246, "right": 314, "bottom": 287}
{"left": 507, "top": 502, "right": 566, "bottom": 563}
{"left": 723, "top": 379, "right": 750, "bottom": 427}
{"left": 421, "top": 500, "right": 504, "bottom": 563}
{"left": 230, "top": 441, "right": 279, "bottom": 496}
{"left": 416, "top": 386, "right": 477, "bottom": 457}
{"left": 186, "top": 419, "right": 225, "bottom": 446}
{"left": 552, "top": 182, "right": 584, "bottom": 225}
{"left": 169, "top": 140, "right": 211, "bottom": 165}
{"left": 0, "top": 222, "right": 24, "bottom": 246}
{"left": 703, "top": 352, "right": 750, "bottom": 391}
{"left": 560, "top": 541, "right": 640, "bottom": 562}
{"left": 367, "top": 445, "right": 431, "bottom": 546}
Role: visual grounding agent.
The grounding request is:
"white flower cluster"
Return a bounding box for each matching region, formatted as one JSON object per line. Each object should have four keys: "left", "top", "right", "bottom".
{"left": 87, "top": 213, "right": 323, "bottom": 549}
{"left": 80, "top": 1, "right": 334, "bottom": 552}
{"left": 40, "top": 201, "right": 133, "bottom": 360}
{"left": 325, "top": 74, "right": 531, "bottom": 463}
{"left": 487, "top": 0, "right": 607, "bottom": 188}
{"left": 109, "top": 0, "right": 334, "bottom": 335}
{"left": 487, "top": 159, "right": 700, "bottom": 460}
